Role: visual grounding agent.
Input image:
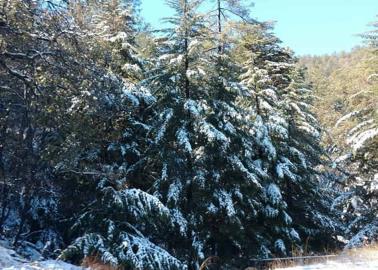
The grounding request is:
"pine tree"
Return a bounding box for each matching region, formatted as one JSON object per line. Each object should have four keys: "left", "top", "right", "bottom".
{"left": 43, "top": 2, "right": 188, "bottom": 268}
{"left": 143, "top": 2, "right": 303, "bottom": 268}
{"left": 237, "top": 22, "right": 339, "bottom": 254}
{"left": 0, "top": 1, "right": 346, "bottom": 268}
{"left": 0, "top": 0, "right": 64, "bottom": 249}
{"left": 282, "top": 68, "right": 340, "bottom": 250}
{"left": 60, "top": 188, "right": 187, "bottom": 269}
{"left": 68, "top": 0, "right": 144, "bottom": 82}
{"left": 0, "top": 0, "right": 186, "bottom": 267}
{"left": 210, "top": 0, "right": 253, "bottom": 53}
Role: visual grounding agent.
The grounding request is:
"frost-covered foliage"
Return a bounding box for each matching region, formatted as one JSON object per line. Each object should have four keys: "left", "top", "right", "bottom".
{"left": 0, "top": 1, "right": 171, "bottom": 268}
{"left": 332, "top": 63, "right": 378, "bottom": 249}
{"left": 139, "top": 3, "right": 338, "bottom": 268}
{"left": 300, "top": 48, "right": 378, "bottom": 251}
{"left": 145, "top": 93, "right": 288, "bottom": 267}
{"left": 1, "top": 1, "right": 345, "bottom": 269}
{"left": 237, "top": 22, "right": 340, "bottom": 253}
{"left": 68, "top": 0, "right": 144, "bottom": 82}
{"left": 60, "top": 188, "right": 186, "bottom": 269}
{"left": 319, "top": 16, "right": 378, "bottom": 249}
{"left": 281, "top": 68, "right": 341, "bottom": 244}
{"left": 53, "top": 73, "right": 179, "bottom": 267}
{"left": 0, "top": 0, "right": 82, "bottom": 251}
{"left": 146, "top": 0, "right": 214, "bottom": 100}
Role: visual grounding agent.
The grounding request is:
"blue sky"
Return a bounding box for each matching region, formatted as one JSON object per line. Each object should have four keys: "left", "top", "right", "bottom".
{"left": 141, "top": 0, "right": 378, "bottom": 56}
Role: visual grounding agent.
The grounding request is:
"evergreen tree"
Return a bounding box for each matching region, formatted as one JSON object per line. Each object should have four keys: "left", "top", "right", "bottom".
{"left": 210, "top": 0, "right": 253, "bottom": 53}
{"left": 0, "top": 1, "right": 186, "bottom": 268}
{"left": 68, "top": 0, "right": 144, "bottom": 81}
{"left": 0, "top": 1, "right": 347, "bottom": 269}
{"left": 0, "top": 0, "right": 67, "bottom": 249}
{"left": 282, "top": 68, "right": 340, "bottom": 250}
{"left": 144, "top": 2, "right": 306, "bottom": 268}
{"left": 46, "top": 2, "right": 187, "bottom": 268}
{"left": 237, "top": 22, "right": 339, "bottom": 254}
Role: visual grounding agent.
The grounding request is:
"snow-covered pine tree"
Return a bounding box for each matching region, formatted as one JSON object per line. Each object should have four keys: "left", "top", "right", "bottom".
{"left": 361, "top": 15, "right": 378, "bottom": 48}
{"left": 143, "top": 2, "right": 301, "bottom": 268}
{"left": 331, "top": 100, "right": 378, "bottom": 248}
{"left": 53, "top": 71, "right": 188, "bottom": 270}
{"left": 26, "top": 5, "right": 189, "bottom": 270}
{"left": 0, "top": 0, "right": 66, "bottom": 250}
{"left": 209, "top": 0, "right": 253, "bottom": 53}
{"left": 281, "top": 67, "right": 341, "bottom": 250}
{"left": 68, "top": 0, "right": 144, "bottom": 82}
{"left": 236, "top": 23, "right": 307, "bottom": 255}
{"left": 237, "top": 22, "right": 339, "bottom": 254}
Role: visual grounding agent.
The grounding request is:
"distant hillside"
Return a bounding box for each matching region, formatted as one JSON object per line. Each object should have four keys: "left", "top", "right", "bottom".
{"left": 300, "top": 47, "right": 378, "bottom": 249}
{"left": 299, "top": 47, "right": 378, "bottom": 152}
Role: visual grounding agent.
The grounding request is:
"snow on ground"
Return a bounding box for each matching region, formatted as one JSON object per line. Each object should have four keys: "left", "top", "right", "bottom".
{"left": 275, "top": 259, "right": 378, "bottom": 270}
{"left": 1, "top": 241, "right": 377, "bottom": 270}
{"left": 275, "top": 249, "right": 378, "bottom": 270}
{"left": 0, "top": 245, "right": 84, "bottom": 270}
{"left": 0, "top": 245, "right": 26, "bottom": 268}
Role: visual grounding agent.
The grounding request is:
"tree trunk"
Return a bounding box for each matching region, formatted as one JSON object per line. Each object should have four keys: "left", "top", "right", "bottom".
{"left": 217, "top": 0, "right": 222, "bottom": 54}
{"left": 183, "top": 0, "right": 190, "bottom": 99}
{"left": 0, "top": 113, "right": 8, "bottom": 232}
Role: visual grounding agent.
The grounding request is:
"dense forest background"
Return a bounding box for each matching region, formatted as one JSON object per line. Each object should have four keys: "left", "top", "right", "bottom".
{"left": 300, "top": 45, "right": 378, "bottom": 248}
{"left": 0, "top": 1, "right": 377, "bottom": 269}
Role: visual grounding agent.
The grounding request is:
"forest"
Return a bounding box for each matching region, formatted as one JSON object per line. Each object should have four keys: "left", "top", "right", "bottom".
{"left": 0, "top": 0, "right": 377, "bottom": 269}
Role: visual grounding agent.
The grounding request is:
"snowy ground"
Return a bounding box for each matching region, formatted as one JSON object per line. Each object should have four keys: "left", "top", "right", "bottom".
{"left": 1, "top": 242, "right": 377, "bottom": 270}
{"left": 275, "top": 259, "right": 378, "bottom": 270}
{"left": 275, "top": 249, "right": 378, "bottom": 270}
{"left": 0, "top": 245, "right": 84, "bottom": 270}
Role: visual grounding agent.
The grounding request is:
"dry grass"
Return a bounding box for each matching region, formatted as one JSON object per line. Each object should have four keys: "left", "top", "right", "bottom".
{"left": 267, "top": 242, "right": 319, "bottom": 269}
{"left": 268, "top": 255, "right": 337, "bottom": 270}
{"left": 199, "top": 256, "right": 220, "bottom": 270}
{"left": 342, "top": 243, "right": 378, "bottom": 261}
{"left": 82, "top": 256, "right": 121, "bottom": 270}
{"left": 270, "top": 243, "right": 378, "bottom": 269}
{"left": 80, "top": 244, "right": 378, "bottom": 270}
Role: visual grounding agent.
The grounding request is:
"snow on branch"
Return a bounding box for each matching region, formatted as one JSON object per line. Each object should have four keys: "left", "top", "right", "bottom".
{"left": 335, "top": 111, "right": 362, "bottom": 128}
{"left": 348, "top": 127, "right": 378, "bottom": 152}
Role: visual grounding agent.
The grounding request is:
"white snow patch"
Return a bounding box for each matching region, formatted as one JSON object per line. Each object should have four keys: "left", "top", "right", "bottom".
{"left": 347, "top": 119, "right": 375, "bottom": 137}
{"left": 167, "top": 180, "right": 183, "bottom": 205}
{"left": 264, "top": 205, "right": 279, "bottom": 218}
{"left": 184, "top": 99, "right": 202, "bottom": 117}
{"left": 348, "top": 127, "right": 378, "bottom": 151}
{"left": 229, "top": 155, "right": 262, "bottom": 189}
{"left": 335, "top": 111, "right": 361, "bottom": 127}
{"left": 117, "top": 233, "right": 187, "bottom": 270}
{"left": 266, "top": 183, "right": 282, "bottom": 206}
{"left": 170, "top": 209, "right": 188, "bottom": 237}
{"left": 289, "top": 228, "right": 301, "bottom": 242}
{"left": 198, "top": 121, "right": 229, "bottom": 145}
{"left": 0, "top": 245, "right": 84, "bottom": 270}
{"left": 275, "top": 239, "right": 287, "bottom": 254}
{"left": 275, "top": 259, "right": 378, "bottom": 270}
{"left": 218, "top": 190, "right": 236, "bottom": 217}
{"left": 276, "top": 158, "right": 296, "bottom": 181}
{"left": 155, "top": 109, "right": 174, "bottom": 143}
{"left": 122, "top": 91, "right": 140, "bottom": 107}
{"left": 176, "top": 127, "right": 192, "bottom": 153}
{"left": 192, "top": 236, "right": 205, "bottom": 261}
{"left": 253, "top": 116, "right": 277, "bottom": 160}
